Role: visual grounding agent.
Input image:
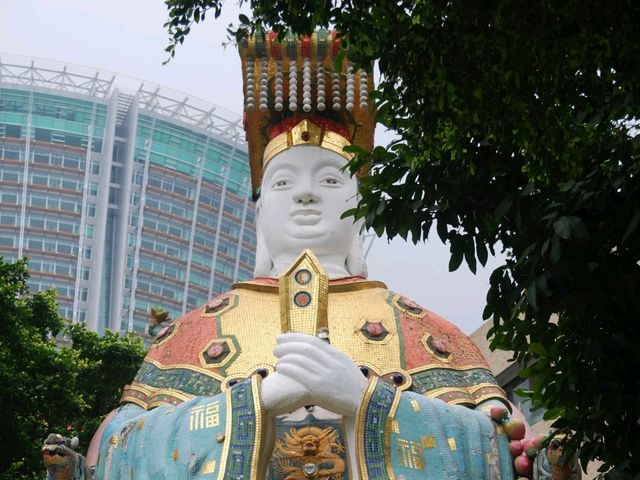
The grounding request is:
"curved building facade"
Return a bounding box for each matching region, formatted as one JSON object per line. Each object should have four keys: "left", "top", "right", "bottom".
{"left": 0, "top": 56, "right": 256, "bottom": 335}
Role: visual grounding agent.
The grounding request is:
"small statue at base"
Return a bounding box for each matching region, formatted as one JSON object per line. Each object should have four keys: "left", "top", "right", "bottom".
{"left": 42, "top": 434, "right": 88, "bottom": 480}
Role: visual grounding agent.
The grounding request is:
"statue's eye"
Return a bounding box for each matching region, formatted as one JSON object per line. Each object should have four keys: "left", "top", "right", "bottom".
{"left": 322, "top": 177, "right": 339, "bottom": 185}
{"left": 274, "top": 179, "right": 288, "bottom": 187}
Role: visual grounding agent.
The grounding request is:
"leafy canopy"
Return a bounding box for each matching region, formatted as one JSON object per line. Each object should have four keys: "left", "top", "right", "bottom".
{"left": 164, "top": 1, "right": 640, "bottom": 477}
{"left": 0, "top": 257, "right": 146, "bottom": 480}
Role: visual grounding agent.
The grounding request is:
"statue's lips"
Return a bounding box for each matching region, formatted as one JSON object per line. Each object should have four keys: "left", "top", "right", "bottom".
{"left": 291, "top": 209, "right": 322, "bottom": 225}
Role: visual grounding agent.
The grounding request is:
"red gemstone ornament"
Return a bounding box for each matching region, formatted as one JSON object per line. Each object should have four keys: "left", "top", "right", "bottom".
{"left": 293, "top": 291, "right": 311, "bottom": 307}
{"left": 301, "top": 36, "right": 311, "bottom": 57}
{"left": 268, "top": 31, "right": 282, "bottom": 59}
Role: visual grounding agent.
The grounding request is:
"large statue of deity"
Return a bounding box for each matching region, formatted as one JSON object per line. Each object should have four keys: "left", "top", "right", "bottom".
{"left": 45, "top": 31, "right": 578, "bottom": 480}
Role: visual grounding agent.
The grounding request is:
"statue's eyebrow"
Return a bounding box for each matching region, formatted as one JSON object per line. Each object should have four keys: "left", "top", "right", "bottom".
{"left": 263, "top": 164, "right": 296, "bottom": 184}
{"left": 313, "top": 156, "right": 345, "bottom": 172}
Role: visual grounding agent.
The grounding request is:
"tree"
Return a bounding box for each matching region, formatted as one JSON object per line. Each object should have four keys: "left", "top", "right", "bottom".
{"left": 163, "top": 1, "right": 640, "bottom": 477}
{"left": 0, "top": 257, "right": 146, "bottom": 479}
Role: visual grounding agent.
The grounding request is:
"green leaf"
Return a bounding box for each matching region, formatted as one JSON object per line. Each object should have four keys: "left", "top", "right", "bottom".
{"left": 373, "top": 221, "right": 385, "bottom": 237}
{"left": 526, "top": 283, "right": 537, "bottom": 309}
{"left": 463, "top": 236, "right": 477, "bottom": 274}
{"left": 476, "top": 238, "right": 488, "bottom": 267}
{"left": 568, "top": 216, "right": 588, "bottom": 239}
{"left": 482, "top": 303, "right": 493, "bottom": 320}
{"left": 621, "top": 210, "right": 640, "bottom": 244}
{"left": 553, "top": 216, "right": 572, "bottom": 240}
{"left": 333, "top": 48, "right": 346, "bottom": 72}
{"left": 550, "top": 235, "right": 562, "bottom": 264}
{"left": 436, "top": 218, "right": 448, "bottom": 243}
{"left": 449, "top": 249, "right": 464, "bottom": 272}
{"left": 494, "top": 198, "right": 512, "bottom": 219}
{"left": 529, "top": 342, "right": 548, "bottom": 358}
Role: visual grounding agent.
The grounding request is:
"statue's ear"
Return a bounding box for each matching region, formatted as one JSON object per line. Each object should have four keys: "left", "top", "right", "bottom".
{"left": 346, "top": 220, "right": 368, "bottom": 278}
{"left": 253, "top": 199, "right": 273, "bottom": 277}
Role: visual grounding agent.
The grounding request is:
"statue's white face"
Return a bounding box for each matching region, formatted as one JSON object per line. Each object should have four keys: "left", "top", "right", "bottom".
{"left": 258, "top": 145, "right": 360, "bottom": 276}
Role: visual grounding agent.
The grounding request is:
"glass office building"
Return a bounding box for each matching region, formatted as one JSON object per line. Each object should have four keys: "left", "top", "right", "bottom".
{"left": 0, "top": 56, "right": 256, "bottom": 335}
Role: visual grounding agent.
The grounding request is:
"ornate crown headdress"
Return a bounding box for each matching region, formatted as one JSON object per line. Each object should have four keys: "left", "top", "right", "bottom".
{"left": 238, "top": 29, "right": 376, "bottom": 199}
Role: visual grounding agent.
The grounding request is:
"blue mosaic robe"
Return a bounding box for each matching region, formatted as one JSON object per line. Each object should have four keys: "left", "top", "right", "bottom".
{"left": 93, "top": 377, "right": 513, "bottom": 480}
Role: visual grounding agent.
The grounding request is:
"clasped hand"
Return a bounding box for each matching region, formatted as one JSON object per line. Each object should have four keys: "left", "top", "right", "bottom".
{"left": 261, "top": 333, "right": 368, "bottom": 418}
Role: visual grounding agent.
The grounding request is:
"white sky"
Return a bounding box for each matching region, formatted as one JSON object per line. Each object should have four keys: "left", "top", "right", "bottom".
{"left": 0, "top": 0, "right": 503, "bottom": 333}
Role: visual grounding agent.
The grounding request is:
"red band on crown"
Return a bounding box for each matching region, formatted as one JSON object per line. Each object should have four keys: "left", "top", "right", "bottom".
{"left": 269, "top": 116, "right": 350, "bottom": 141}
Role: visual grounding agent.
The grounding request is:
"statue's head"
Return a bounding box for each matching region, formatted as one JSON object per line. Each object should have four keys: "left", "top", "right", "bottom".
{"left": 254, "top": 144, "right": 365, "bottom": 278}
{"left": 239, "top": 30, "right": 375, "bottom": 278}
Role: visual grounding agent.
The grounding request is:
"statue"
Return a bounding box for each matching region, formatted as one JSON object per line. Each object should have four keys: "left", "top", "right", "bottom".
{"left": 45, "top": 30, "right": 579, "bottom": 480}
{"left": 42, "top": 434, "right": 88, "bottom": 480}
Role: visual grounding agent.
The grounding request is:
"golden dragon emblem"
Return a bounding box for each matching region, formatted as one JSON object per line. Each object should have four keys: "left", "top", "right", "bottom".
{"left": 272, "top": 425, "right": 346, "bottom": 480}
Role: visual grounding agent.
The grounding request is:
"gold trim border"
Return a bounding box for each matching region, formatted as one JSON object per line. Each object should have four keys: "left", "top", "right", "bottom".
{"left": 384, "top": 387, "right": 401, "bottom": 480}
{"left": 262, "top": 120, "right": 353, "bottom": 167}
{"left": 123, "top": 381, "right": 195, "bottom": 408}
{"left": 120, "top": 383, "right": 151, "bottom": 409}
{"left": 250, "top": 375, "right": 264, "bottom": 479}
{"left": 423, "top": 382, "right": 499, "bottom": 399}
{"left": 356, "top": 377, "right": 379, "bottom": 480}
{"left": 216, "top": 377, "right": 264, "bottom": 480}
{"left": 407, "top": 363, "right": 494, "bottom": 374}
{"left": 125, "top": 382, "right": 153, "bottom": 396}
{"left": 147, "top": 389, "right": 194, "bottom": 410}
{"left": 329, "top": 280, "right": 388, "bottom": 293}
{"left": 216, "top": 382, "right": 234, "bottom": 480}
{"left": 473, "top": 392, "right": 512, "bottom": 410}
{"left": 144, "top": 358, "right": 226, "bottom": 382}
{"left": 232, "top": 279, "right": 388, "bottom": 293}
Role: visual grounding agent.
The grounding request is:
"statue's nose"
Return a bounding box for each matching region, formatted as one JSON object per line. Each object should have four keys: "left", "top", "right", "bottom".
{"left": 295, "top": 190, "right": 319, "bottom": 204}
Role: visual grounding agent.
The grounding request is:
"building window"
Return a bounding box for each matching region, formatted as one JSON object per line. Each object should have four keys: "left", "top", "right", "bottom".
{"left": 0, "top": 235, "right": 15, "bottom": 247}
{"left": 86, "top": 203, "right": 96, "bottom": 217}
{"left": 0, "top": 215, "right": 17, "bottom": 226}
{"left": 29, "top": 217, "right": 45, "bottom": 229}
{"left": 2, "top": 192, "right": 18, "bottom": 204}
{"left": 81, "top": 267, "right": 90, "bottom": 281}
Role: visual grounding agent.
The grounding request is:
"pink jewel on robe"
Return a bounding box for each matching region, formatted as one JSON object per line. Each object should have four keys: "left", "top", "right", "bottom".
{"left": 366, "top": 322, "right": 385, "bottom": 337}
{"left": 209, "top": 297, "right": 225, "bottom": 309}
{"left": 207, "top": 344, "right": 225, "bottom": 359}
{"left": 432, "top": 338, "right": 447, "bottom": 354}
{"left": 402, "top": 297, "right": 419, "bottom": 309}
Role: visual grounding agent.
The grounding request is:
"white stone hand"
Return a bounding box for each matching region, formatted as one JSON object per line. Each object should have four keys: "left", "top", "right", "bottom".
{"left": 270, "top": 332, "right": 368, "bottom": 417}
{"left": 260, "top": 365, "right": 310, "bottom": 417}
